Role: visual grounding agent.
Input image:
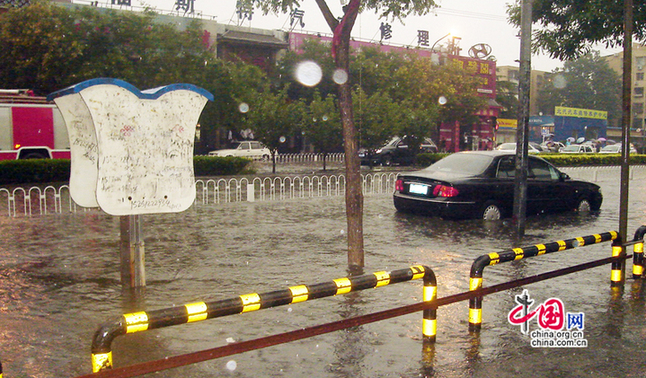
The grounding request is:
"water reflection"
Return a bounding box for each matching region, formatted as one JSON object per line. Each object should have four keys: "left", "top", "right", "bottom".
{"left": 3, "top": 176, "right": 646, "bottom": 376}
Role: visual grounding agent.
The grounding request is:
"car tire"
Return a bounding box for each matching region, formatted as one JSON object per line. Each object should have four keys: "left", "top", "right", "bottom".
{"left": 262, "top": 154, "right": 270, "bottom": 161}
{"left": 382, "top": 154, "right": 393, "bottom": 166}
{"left": 481, "top": 201, "right": 502, "bottom": 221}
{"left": 576, "top": 198, "right": 592, "bottom": 212}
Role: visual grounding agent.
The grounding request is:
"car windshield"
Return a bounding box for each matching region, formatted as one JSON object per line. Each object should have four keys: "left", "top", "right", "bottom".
{"left": 423, "top": 153, "right": 494, "bottom": 175}
{"left": 496, "top": 143, "right": 515, "bottom": 151}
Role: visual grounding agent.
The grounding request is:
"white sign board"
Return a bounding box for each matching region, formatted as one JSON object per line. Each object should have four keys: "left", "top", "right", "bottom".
{"left": 49, "top": 79, "right": 213, "bottom": 215}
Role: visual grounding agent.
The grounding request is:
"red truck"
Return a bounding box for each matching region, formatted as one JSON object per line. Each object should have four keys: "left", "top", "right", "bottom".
{"left": 0, "top": 89, "right": 70, "bottom": 160}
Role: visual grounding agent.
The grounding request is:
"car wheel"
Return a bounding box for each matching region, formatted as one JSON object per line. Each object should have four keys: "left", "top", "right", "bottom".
{"left": 382, "top": 154, "right": 393, "bottom": 166}
{"left": 481, "top": 201, "right": 502, "bottom": 221}
{"left": 262, "top": 154, "right": 270, "bottom": 161}
{"left": 576, "top": 198, "right": 591, "bottom": 212}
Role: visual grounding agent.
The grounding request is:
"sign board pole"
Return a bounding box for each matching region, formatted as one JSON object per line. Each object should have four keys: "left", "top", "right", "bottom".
{"left": 120, "top": 215, "right": 146, "bottom": 288}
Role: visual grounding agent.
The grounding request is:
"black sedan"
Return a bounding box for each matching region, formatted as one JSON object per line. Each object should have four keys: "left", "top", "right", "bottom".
{"left": 360, "top": 136, "right": 438, "bottom": 166}
{"left": 393, "top": 151, "right": 603, "bottom": 220}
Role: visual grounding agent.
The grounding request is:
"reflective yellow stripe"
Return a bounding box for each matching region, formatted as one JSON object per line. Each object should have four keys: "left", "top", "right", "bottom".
{"left": 289, "top": 285, "right": 309, "bottom": 303}
{"left": 634, "top": 242, "right": 644, "bottom": 254}
{"left": 594, "top": 234, "right": 602, "bottom": 243}
{"left": 411, "top": 265, "right": 426, "bottom": 280}
{"left": 185, "top": 302, "right": 207, "bottom": 323}
{"left": 423, "top": 318, "right": 437, "bottom": 337}
{"left": 333, "top": 278, "right": 352, "bottom": 295}
{"left": 633, "top": 265, "right": 644, "bottom": 276}
{"left": 612, "top": 246, "right": 623, "bottom": 257}
{"left": 611, "top": 270, "right": 623, "bottom": 282}
{"left": 373, "top": 271, "right": 391, "bottom": 287}
{"left": 557, "top": 240, "right": 567, "bottom": 251}
{"left": 469, "top": 277, "right": 482, "bottom": 291}
{"left": 488, "top": 252, "right": 500, "bottom": 265}
{"left": 610, "top": 231, "right": 618, "bottom": 240}
{"left": 240, "top": 293, "right": 261, "bottom": 312}
{"left": 513, "top": 248, "right": 524, "bottom": 260}
{"left": 92, "top": 352, "right": 113, "bottom": 372}
{"left": 576, "top": 237, "right": 585, "bottom": 247}
{"left": 536, "top": 244, "right": 546, "bottom": 255}
{"left": 469, "top": 308, "right": 482, "bottom": 325}
{"left": 423, "top": 286, "right": 437, "bottom": 302}
{"left": 124, "top": 311, "right": 148, "bottom": 333}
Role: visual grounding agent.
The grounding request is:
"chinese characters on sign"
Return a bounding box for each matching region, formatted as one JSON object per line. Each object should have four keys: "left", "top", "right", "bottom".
{"left": 555, "top": 106, "right": 608, "bottom": 120}
{"left": 174, "top": 0, "right": 194, "bottom": 14}
{"left": 417, "top": 30, "right": 430, "bottom": 47}
{"left": 380, "top": 22, "right": 392, "bottom": 42}
{"left": 112, "top": 0, "right": 131, "bottom": 6}
{"left": 236, "top": 0, "right": 253, "bottom": 23}
{"left": 449, "top": 56, "right": 496, "bottom": 97}
{"left": 290, "top": 9, "right": 305, "bottom": 29}
{"left": 508, "top": 290, "right": 588, "bottom": 348}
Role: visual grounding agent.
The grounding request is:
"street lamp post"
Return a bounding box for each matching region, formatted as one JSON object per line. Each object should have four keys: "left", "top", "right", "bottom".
{"left": 430, "top": 32, "right": 451, "bottom": 52}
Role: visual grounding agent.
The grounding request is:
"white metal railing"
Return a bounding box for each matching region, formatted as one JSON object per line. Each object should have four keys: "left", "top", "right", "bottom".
{"left": 274, "top": 153, "right": 345, "bottom": 163}
{"left": 0, "top": 172, "right": 397, "bottom": 217}
{"left": 2, "top": 166, "right": 644, "bottom": 217}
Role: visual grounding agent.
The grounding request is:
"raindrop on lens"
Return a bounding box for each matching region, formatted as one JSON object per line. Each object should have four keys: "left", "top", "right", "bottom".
{"left": 239, "top": 102, "right": 249, "bottom": 113}
{"left": 279, "top": 136, "right": 287, "bottom": 143}
{"left": 322, "top": 115, "right": 328, "bottom": 121}
{"left": 438, "top": 96, "right": 448, "bottom": 105}
{"left": 553, "top": 74, "right": 567, "bottom": 89}
{"left": 333, "top": 69, "right": 348, "bottom": 84}
{"left": 295, "top": 61, "right": 323, "bottom": 87}
{"left": 226, "top": 360, "right": 237, "bottom": 371}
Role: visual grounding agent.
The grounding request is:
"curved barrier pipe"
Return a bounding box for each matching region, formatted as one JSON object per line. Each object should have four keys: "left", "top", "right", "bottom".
{"left": 632, "top": 225, "right": 646, "bottom": 278}
{"left": 468, "top": 231, "right": 619, "bottom": 331}
{"left": 91, "top": 265, "right": 436, "bottom": 372}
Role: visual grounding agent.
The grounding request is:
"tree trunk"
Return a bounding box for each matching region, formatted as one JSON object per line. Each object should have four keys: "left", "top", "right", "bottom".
{"left": 316, "top": 0, "right": 364, "bottom": 269}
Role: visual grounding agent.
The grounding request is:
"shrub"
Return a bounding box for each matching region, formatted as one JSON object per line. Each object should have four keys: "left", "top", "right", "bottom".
{"left": 0, "top": 156, "right": 254, "bottom": 185}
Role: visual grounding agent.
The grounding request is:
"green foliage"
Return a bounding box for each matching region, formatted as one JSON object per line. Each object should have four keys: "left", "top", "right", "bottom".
{"left": 0, "top": 1, "right": 214, "bottom": 95}
{"left": 537, "top": 52, "right": 621, "bottom": 123}
{"left": 540, "top": 153, "right": 646, "bottom": 167}
{"left": 508, "top": 0, "right": 646, "bottom": 60}
{"left": 305, "top": 92, "right": 343, "bottom": 154}
{"left": 0, "top": 159, "right": 71, "bottom": 185}
{"left": 415, "top": 152, "right": 449, "bottom": 167}
{"left": 496, "top": 80, "right": 520, "bottom": 119}
{"left": 0, "top": 157, "right": 252, "bottom": 185}
{"left": 193, "top": 156, "right": 253, "bottom": 176}
{"left": 353, "top": 88, "right": 400, "bottom": 151}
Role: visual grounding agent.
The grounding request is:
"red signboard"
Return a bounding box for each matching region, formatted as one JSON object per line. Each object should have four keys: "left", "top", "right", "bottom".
{"left": 12, "top": 107, "right": 55, "bottom": 149}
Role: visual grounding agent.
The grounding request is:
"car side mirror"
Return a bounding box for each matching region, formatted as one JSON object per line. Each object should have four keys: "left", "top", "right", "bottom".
{"left": 561, "top": 172, "right": 570, "bottom": 181}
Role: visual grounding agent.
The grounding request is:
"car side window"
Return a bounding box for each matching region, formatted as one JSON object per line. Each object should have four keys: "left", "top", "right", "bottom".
{"left": 250, "top": 142, "right": 260, "bottom": 149}
{"left": 496, "top": 157, "right": 515, "bottom": 178}
{"left": 240, "top": 142, "right": 250, "bottom": 149}
{"left": 529, "top": 159, "right": 557, "bottom": 180}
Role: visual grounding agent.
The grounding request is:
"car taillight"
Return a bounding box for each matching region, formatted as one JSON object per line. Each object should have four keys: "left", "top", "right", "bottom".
{"left": 395, "top": 179, "right": 404, "bottom": 192}
{"left": 433, "top": 185, "right": 459, "bottom": 197}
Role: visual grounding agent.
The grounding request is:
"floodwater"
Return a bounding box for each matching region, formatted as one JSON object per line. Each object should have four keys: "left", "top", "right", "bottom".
{"left": 2, "top": 165, "right": 646, "bottom": 377}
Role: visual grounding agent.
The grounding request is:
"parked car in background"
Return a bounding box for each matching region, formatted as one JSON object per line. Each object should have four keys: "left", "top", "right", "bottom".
{"left": 599, "top": 143, "right": 638, "bottom": 154}
{"left": 359, "top": 136, "right": 437, "bottom": 166}
{"left": 494, "top": 142, "right": 542, "bottom": 153}
{"left": 393, "top": 151, "right": 603, "bottom": 220}
{"left": 208, "top": 141, "right": 271, "bottom": 160}
{"left": 540, "top": 141, "right": 565, "bottom": 153}
{"left": 560, "top": 144, "right": 596, "bottom": 154}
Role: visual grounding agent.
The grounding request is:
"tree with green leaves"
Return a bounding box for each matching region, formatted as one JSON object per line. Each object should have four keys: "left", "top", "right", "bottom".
{"left": 242, "top": 86, "right": 305, "bottom": 173}
{"left": 250, "top": 0, "right": 439, "bottom": 269}
{"left": 0, "top": 1, "right": 213, "bottom": 94}
{"left": 496, "top": 80, "right": 520, "bottom": 120}
{"left": 508, "top": 0, "right": 646, "bottom": 61}
{"left": 304, "top": 92, "right": 343, "bottom": 170}
{"left": 536, "top": 52, "right": 621, "bottom": 124}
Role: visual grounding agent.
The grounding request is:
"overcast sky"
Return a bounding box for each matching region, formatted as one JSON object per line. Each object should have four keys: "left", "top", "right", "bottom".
{"left": 133, "top": 0, "right": 622, "bottom": 72}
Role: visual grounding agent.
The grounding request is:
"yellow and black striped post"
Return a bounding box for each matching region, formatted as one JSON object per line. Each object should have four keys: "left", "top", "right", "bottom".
{"left": 611, "top": 236, "right": 626, "bottom": 287}
{"left": 468, "top": 231, "right": 618, "bottom": 332}
{"left": 91, "top": 265, "right": 436, "bottom": 372}
{"left": 632, "top": 225, "right": 646, "bottom": 279}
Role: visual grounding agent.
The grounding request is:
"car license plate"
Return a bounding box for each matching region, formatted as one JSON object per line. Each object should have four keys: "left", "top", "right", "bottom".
{"left": 409, "top": 183, "right": 428, "bottom": 195}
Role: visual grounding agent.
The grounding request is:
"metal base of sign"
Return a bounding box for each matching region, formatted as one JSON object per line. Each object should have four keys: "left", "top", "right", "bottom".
{"left": 120, "top": 215, "right": 146, "bottom": 288}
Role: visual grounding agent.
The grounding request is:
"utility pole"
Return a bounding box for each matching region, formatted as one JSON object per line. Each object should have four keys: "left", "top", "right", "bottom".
{"left": 618, "top": 0, "right": 633, "bottom": 284}
{"left": 513, "top": 0, "right": 532, "bottom": 236}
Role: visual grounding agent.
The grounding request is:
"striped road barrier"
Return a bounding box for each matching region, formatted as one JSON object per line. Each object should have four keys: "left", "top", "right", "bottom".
{"left": 468, "top": 231, "right": 619, "bottom": 331}
{"left": 632, "top": 225, "right": 646, "bottom": 278}
{"left": 91, "top": 265, "right": 437, "bottom": 372}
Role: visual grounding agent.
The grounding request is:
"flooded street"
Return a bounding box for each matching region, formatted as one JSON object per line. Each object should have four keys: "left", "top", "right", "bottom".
{"left": 2, "top": 165, "right": 646, "bottom": 377}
